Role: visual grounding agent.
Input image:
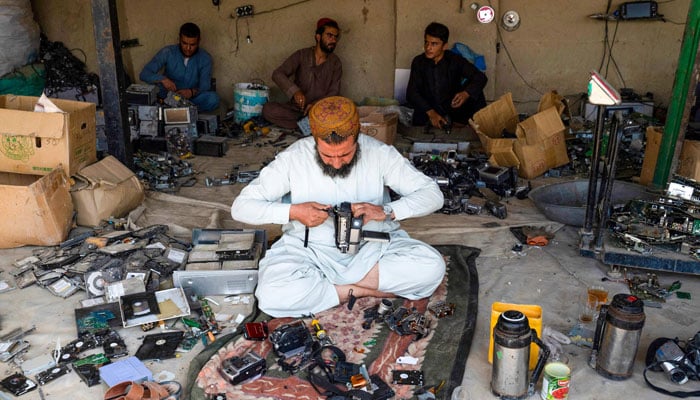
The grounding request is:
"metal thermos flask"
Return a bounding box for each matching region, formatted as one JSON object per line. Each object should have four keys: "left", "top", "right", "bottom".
{"left": 589, "top": 293, "right": 645, "bottom": 380}
{"left": 492, "top": 310, "right": 550, "bottom": 399}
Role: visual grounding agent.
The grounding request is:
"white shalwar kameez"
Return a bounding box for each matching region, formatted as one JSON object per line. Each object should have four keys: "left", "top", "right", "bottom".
{"left": 231, "top": 134, "right": 446, "bottom": 317}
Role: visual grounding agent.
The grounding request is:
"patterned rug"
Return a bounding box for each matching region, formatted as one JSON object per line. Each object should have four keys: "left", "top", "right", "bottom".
{"left": 185, "top": 245, "right": 480, "bottom": 400}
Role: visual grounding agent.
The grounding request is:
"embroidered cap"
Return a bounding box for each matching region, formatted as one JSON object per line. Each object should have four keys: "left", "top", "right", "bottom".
{"left": 309, "top": 96, "right": 359, "bottom": 139}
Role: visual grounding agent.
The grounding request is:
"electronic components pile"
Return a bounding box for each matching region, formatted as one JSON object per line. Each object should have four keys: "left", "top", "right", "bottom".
{"left": 410, "top": 150, "right": 530, "bottom": 219}
{"left": 0, "top": 224, "right": 234, "bottom": 393}
{"left": 5, "top": 224, "right": 188, "bottom": 300}
{"left": 609, "top": 175, "right": 700, "bottom": 257}
{"left": 220, "top": 298, "right": 454, "bottom": 399}
{"left": 133, "top": 150, "right": 197, "bottom": 193}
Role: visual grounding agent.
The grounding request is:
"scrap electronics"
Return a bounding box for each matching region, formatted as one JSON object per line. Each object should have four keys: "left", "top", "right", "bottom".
{"left": 410, "top": 148, "right": 530, "bottom": 219}
{"left": 0, "top": 224, "right": 222, "bottom": 393}
{"left": 609, "top": 174, "right": 700, "bottom": 259}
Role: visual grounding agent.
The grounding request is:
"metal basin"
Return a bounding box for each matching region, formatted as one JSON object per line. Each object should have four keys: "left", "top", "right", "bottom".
{"left": 528, "top": 179, "right": 656, "bottom": 226}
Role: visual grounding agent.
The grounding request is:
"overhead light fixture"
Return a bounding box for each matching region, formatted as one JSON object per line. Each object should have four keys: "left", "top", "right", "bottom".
{"left": 501, "top": 10, "right": 521, "bottom": 31}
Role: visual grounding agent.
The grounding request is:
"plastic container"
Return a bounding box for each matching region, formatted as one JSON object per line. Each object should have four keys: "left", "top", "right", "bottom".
{"left": 489, "top": 302, "right": 543, "bottom": 369}
{"left": 233, "top": 82, "right": 269, "bottom": 123}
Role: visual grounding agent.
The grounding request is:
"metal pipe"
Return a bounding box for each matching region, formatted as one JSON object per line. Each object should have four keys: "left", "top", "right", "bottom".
{"left": 653, "top": 2, "right": 700, "bottom": 189}
{"left": 595, "top": 112, "right": 624, "bottom": 250}
{"left": 582, "top": 105, "right": 607, "bottom": 245}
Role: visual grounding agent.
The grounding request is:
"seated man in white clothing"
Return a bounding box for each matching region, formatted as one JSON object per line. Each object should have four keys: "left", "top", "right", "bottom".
{"left": 231, "top": 96, "right": 446, "bottom": 318}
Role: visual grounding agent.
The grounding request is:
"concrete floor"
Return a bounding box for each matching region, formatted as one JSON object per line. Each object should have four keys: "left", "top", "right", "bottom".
{"left": 1, "top": 125, "right": 699, "bottom": 399}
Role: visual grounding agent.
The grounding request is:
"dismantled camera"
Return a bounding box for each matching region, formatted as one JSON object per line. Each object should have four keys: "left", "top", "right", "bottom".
{"left": 268, "top": 320, "right": 313, "bottom": 359}
{"left": 385, "top": 307, "right": 430, "bottom": 339}
{"left": 331, "top": 202, "right": 364, "bottom": 254}
{"left": 219, "top": 351, "right": 267, "bottom": 385}
{"left": 428, "top": 300, "right": 456, "bottom": 318}
{"left": 329, "top": 202, "right": 390, "bottom": 254}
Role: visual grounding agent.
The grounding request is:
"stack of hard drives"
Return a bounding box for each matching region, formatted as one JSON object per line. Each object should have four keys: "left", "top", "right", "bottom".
{"left": 173, "top": 229, "right": 266, "bottom": 296}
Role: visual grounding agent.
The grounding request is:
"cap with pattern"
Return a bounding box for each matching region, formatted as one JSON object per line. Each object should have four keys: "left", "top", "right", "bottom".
{"left": 309, "top": 96, "right": 359, "bottom": 139}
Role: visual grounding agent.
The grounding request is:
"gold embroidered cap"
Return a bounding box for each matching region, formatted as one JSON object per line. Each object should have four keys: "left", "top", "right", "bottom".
{"left": 308, "top": 96, "right": 359, "bottom": 139}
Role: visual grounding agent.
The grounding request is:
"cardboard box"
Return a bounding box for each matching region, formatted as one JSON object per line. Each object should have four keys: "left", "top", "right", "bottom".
{"left": 0, "top": 95, "right": 97, "bottom": 176}
{"left": 0, "top": 168, "right": 73, "bottom": 248}
{"left": 70, "top": 156, "right": 145, "bottom": 227}
{"left": 678, "top": 139, "right": 700, "bottom": 181}
{"left": 514, "top": 107, "right": 569, "bottom": 179}
{"left": 470, "top": 92, "right": 569, "bottom": 179}
{"left": 639, "top": 126, "right": 663, "bottom": 185}
{"left": 358, "top": 106, "right": 399, "bottom": 145}
{"left": 470, "top": 92, "right": 519, "bottom": 158}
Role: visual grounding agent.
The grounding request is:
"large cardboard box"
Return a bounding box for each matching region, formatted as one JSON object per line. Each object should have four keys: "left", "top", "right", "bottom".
{"left": 0, "top": 168, "right": 73, "bottom": 248}
{"left": 358, "top": 106, "right": 399, "bottom": 145}
{"left": 678, "top": 139, "right": 700, "bottom": 181}
{"left": 71, "top": 156, "right": 145, "bottom": 227}
{"left": 470, "top": 92, "right": 569, "bottom": 179}
{"left": 0, "top": 95, "right": 97, "bottom": 176}
{"left": 639, "top": 126, "right": 663, "bottom": 185}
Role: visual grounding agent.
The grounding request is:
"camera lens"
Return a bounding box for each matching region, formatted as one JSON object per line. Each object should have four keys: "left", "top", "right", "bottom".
{"left": 377, "top": 299, "right": 393, "bottom": 316}
{"left": 661, "top": 361, "right": 689, "bottom": 384}
{"left": 670, "top": 368, "right": 688, "bottom": 384}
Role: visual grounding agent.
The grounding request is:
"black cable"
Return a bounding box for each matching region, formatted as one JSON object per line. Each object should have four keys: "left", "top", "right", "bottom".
{"left": 598, "top": 0, "right": 613, "bottom": 73}
{"left": 488, "top": 0, "right": 542, "bottom": 97}
{"left": 254, "top": 0, "right": 313, "bottom": 16}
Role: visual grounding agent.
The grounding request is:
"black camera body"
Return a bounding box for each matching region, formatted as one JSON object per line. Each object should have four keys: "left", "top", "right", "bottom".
{"left": 331, "top": 202, "right": 363, "bottom": 254}
{"left": 330, "top": 202, "right": 390, "bottom": 254}
{"left": 268, "top": 320, "right": 313, "bottom": 359}
{"left": 219, "top": 351, "right": 266, "bottom": 385}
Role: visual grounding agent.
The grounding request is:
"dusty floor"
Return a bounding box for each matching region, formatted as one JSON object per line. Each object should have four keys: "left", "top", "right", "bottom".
{"left": 0, "top": 126, "right": 699, "bottom": 399}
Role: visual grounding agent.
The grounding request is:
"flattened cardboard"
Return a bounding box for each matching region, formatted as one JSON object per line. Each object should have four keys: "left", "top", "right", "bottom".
{"left": 358, "top": 106, "right": 399, "bottom": 145}
{"left": 0, "top": 95, "right": 96, "bottom": 176}
{"left": 639, "top": 126, "right": 663, "bottom": 185}
{"left": 70, "top": 156, "right": 145, "bottom": 227}
{"left": 0, "top": 168, "right": 73, "bottom": 248}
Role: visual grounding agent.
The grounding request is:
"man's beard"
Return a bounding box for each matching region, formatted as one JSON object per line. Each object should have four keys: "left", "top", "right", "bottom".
{"left": 320, "top": 40, "right": 335, "bottom": 54}
{"left": 315, "top": 145, "right": 360, "bottom": 178}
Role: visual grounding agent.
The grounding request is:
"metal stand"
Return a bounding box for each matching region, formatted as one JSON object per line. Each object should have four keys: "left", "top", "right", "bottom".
{"left": 579, "top": 108, "right": 700, "bottom": 275}
{"left": 580, "top": 108, "right": 624, "bottom": 252}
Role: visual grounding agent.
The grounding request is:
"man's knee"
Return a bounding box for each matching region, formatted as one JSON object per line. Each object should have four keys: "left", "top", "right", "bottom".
{"left": 193, "top": 91, "right": 219, "bottom": 112}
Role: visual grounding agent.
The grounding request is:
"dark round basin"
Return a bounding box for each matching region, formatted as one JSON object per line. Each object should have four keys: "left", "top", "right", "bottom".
{"left": 528, "top": 179, "right": 656, "bottom": 226}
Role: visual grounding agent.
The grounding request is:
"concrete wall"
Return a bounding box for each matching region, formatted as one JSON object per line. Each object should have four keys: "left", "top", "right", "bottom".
{"left": 31, "top": 0, "right": 691, "bottom": 115}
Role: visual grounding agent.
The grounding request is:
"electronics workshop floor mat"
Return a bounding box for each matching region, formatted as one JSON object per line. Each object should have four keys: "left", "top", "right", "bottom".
{"left": 185, "top": 245, "right": 480, "bottom": 400}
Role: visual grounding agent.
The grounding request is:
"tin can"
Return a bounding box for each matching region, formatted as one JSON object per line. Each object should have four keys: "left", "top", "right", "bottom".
{"left": 540, "top": 361, "right": 570, "bottom": 399}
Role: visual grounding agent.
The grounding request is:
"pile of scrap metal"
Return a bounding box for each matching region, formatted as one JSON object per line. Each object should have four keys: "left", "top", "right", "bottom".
{"left": 410, "top": 150, "right": 530, "bottom": 219}
{"left": 5, "top": 224, "right": 189, "bottom": 299}
{"left": 608, "top": 175, "right": 700, "bottom": 258}
{"left": 133, "top": 151, "right": 196, "bottom": 193}
{"left": 552, "top": 115, "right": 651, "bottom": 178}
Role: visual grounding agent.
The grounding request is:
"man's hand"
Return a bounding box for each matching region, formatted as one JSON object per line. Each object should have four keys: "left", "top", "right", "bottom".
{"left": 451, "top": 91, "right": 470, "bottom": 108}
{"left": 290, "top": 202, "right": 330, "bottom": 227}
{"left": 160, "top": 77, "right": 177, "bottom": 92}
{"left": 176, "top": 88, "right": 193, "bottom": 99}
{"left": 427, "top": 109, "right": 447, "bottom": 129}
{"left": 351, "top": 202, "right": 386, "bottom": 225}
{"left": 293, "top": 90, "right": 307, "bottom": 111}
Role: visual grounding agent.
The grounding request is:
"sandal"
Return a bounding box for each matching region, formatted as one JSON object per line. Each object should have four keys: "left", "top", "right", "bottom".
{"left": 104, "top": 380, "right": 175, "bottom": 400}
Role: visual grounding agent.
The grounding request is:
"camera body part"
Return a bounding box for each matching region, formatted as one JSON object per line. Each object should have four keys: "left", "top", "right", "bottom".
{"left": 219, "top": 351, "right": 267, "bottom": 385}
